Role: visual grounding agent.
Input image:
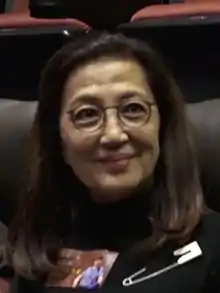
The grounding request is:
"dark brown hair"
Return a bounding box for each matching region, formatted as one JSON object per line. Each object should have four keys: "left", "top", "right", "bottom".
{"left": 7, "top": 32, "right": 204, "bottom": 278}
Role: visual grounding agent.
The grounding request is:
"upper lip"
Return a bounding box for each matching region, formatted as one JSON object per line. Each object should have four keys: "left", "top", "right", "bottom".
{"left": 95, "top": 153, "right": 135, "bottom": 162}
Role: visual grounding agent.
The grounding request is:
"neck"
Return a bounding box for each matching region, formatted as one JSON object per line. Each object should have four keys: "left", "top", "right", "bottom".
{"left": 75, "top": 185, "right": 153, "bottom": 250}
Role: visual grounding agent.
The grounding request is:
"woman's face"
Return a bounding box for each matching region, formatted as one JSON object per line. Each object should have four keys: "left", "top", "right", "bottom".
{"left": 60, "top": 56, "right": 160, "bottom": 202}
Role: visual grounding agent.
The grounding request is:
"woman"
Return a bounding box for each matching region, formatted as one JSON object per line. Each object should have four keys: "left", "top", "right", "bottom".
{"left": 5, "top": 33, "right": 220, "bottom": 292}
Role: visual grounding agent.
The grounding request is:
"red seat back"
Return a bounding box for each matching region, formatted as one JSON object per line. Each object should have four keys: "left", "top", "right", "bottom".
{"left": 29, "top": 0, "right": 162, "bottom": 28}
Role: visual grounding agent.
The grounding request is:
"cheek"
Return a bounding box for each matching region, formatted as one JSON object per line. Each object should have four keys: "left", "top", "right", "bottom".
{"left": 140, "top": 140, "right": 160, "bottom": 176}
{"left": 60, "top": 130, "right": 95, "bottom": 185}
{"left": 60, "top": 118, "right": 96, "bottom": 155}
{"left": 60, "top": 117, "right": 103, "bottom": 189}
{"left": 140, "top": 138, "right": 160, "bottom": 178}
{"left": 59, "top": 119, "right": 102, "bottom": 188}
{"left": 131, "top": 124, "right": 160, "bottom": 176}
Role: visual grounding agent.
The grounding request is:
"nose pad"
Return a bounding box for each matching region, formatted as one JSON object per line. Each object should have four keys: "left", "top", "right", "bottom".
{"left": 100, "top": 110, "right": 129, "bottom": 146}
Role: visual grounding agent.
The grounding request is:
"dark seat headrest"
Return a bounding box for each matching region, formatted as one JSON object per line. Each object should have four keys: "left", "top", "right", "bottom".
{"left": 0, "top": 98, "right": 220, "bottom": 224}
{"left": 0, "top": 100, "right": 37, "bottom": 224}
{"left": 187, "top": 99, "right": 220, "bottom": 211}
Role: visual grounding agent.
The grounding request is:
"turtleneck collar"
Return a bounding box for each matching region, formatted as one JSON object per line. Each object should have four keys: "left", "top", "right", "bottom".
{"left": 71, "top": 184, "right": 154, "bottom": 251}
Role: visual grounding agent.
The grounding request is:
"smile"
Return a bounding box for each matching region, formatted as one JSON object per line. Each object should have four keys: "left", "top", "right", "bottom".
{"left": 96, "top": 154, "right": 135, "bottom": 162}
{"left": 95, "top": 154, "right": 135, "bottom": 172}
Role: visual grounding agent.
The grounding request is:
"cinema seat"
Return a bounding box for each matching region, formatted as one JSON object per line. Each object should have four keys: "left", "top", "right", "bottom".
{"left": 0, "top": 0, "right": 89, "bottom": 32}
{"left": 0, "top": 12, "right": 89, "bottom": 31}
{"left": 130, "top": 1, "right": 220, "bottom": 25}
{"left": 29, "top": 0, "right": 161, "bottom": 29}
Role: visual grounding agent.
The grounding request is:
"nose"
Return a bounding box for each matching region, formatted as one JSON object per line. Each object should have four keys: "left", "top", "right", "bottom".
{"left": 100, "top": 109, "right": 129, "bottom": 147}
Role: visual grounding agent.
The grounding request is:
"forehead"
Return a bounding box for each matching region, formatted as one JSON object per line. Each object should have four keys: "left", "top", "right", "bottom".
{"left": 62, "top": 56, "right": 153, "bottom": 104}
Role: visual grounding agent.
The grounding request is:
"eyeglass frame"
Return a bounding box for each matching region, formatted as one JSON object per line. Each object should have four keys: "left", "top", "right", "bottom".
{"left": 67, "top": 100, "right": 156, "bottom": 133}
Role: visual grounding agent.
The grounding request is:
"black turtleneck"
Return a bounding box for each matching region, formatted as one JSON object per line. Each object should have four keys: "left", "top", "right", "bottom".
{"left": 67, "top": 188, "right": 153, "bottom": 252}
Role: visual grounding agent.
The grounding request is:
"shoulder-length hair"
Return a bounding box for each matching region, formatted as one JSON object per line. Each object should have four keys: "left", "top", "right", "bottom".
{"left": 7, "top": 32, "right": 204, "bottom": 277}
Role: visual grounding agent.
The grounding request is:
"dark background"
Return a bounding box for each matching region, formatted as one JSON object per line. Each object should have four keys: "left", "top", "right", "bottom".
{"left": 0, "top": 0, "right": 220, "bottom": 103}
{"left": 0, "top": 22, "right": 220, "bottom": 103}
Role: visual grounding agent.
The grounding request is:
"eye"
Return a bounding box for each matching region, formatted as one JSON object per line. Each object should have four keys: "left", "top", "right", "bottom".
{"left": 120, "top": 101, "right": 149, "bottom": 119}
{"left": 70, "top": 106, "right": 101, "bottom": 128}
{"left": 73, "top": 107, "right": 100, "bottom": 122}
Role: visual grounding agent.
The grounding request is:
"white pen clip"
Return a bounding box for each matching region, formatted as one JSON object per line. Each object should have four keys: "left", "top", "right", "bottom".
{"left": 122, "top": 241, "right": 202, "bottom": 287}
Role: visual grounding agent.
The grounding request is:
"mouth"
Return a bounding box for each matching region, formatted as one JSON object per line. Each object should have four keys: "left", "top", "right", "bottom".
{"left": 96, "top": 154, "right": 135, "bottom": 162}
{"left": 95, "top": 154, "right": 135, "bottom": 172}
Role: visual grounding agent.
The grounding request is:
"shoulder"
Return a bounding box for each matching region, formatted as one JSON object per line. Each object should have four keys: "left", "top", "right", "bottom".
{"left": 198, "top": 210, "right": 220, "bottom": 244}
{"left": 84, "top": 267, "right": 92, "bottom": 273}
{"left": 200, "top": 210, "right": 220, "bottom": 229}
{"left": 196, "top": 210, "right": 220, "bottom": 254}
{"left": 195, "top": 211, "right": 220, "bottom": 292}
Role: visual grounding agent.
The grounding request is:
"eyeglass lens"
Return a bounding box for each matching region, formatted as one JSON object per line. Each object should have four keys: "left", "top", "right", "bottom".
{"left": 69, "top": 100, "right": 152, "bottom": 132}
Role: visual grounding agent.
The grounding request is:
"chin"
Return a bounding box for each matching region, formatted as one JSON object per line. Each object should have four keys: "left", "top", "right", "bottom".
{"left": 91, "top": 177, "right": 142, "bottom": 203}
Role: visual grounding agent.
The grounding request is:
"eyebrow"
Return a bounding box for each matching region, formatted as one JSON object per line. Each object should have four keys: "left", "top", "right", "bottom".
{"left": 69, "top": 95, "right": 99, "bottom": 108}
{"left": 69, "top": 90, "right": 150, "bottom": 107}
{"left": 119, "top": 91, "right": 148, "bottom": 101}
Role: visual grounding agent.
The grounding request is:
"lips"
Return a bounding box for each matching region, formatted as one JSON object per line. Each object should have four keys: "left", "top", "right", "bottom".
{"left": 95, "top": 154, "right": 135, "bottom": 172}
{"left": 97, "top": 154, "right": 135, "bottom": 162}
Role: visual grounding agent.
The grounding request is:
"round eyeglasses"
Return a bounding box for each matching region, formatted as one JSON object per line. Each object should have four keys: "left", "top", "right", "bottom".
{"left": 68, "top": 100, "right": 156, "bottom": 133}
